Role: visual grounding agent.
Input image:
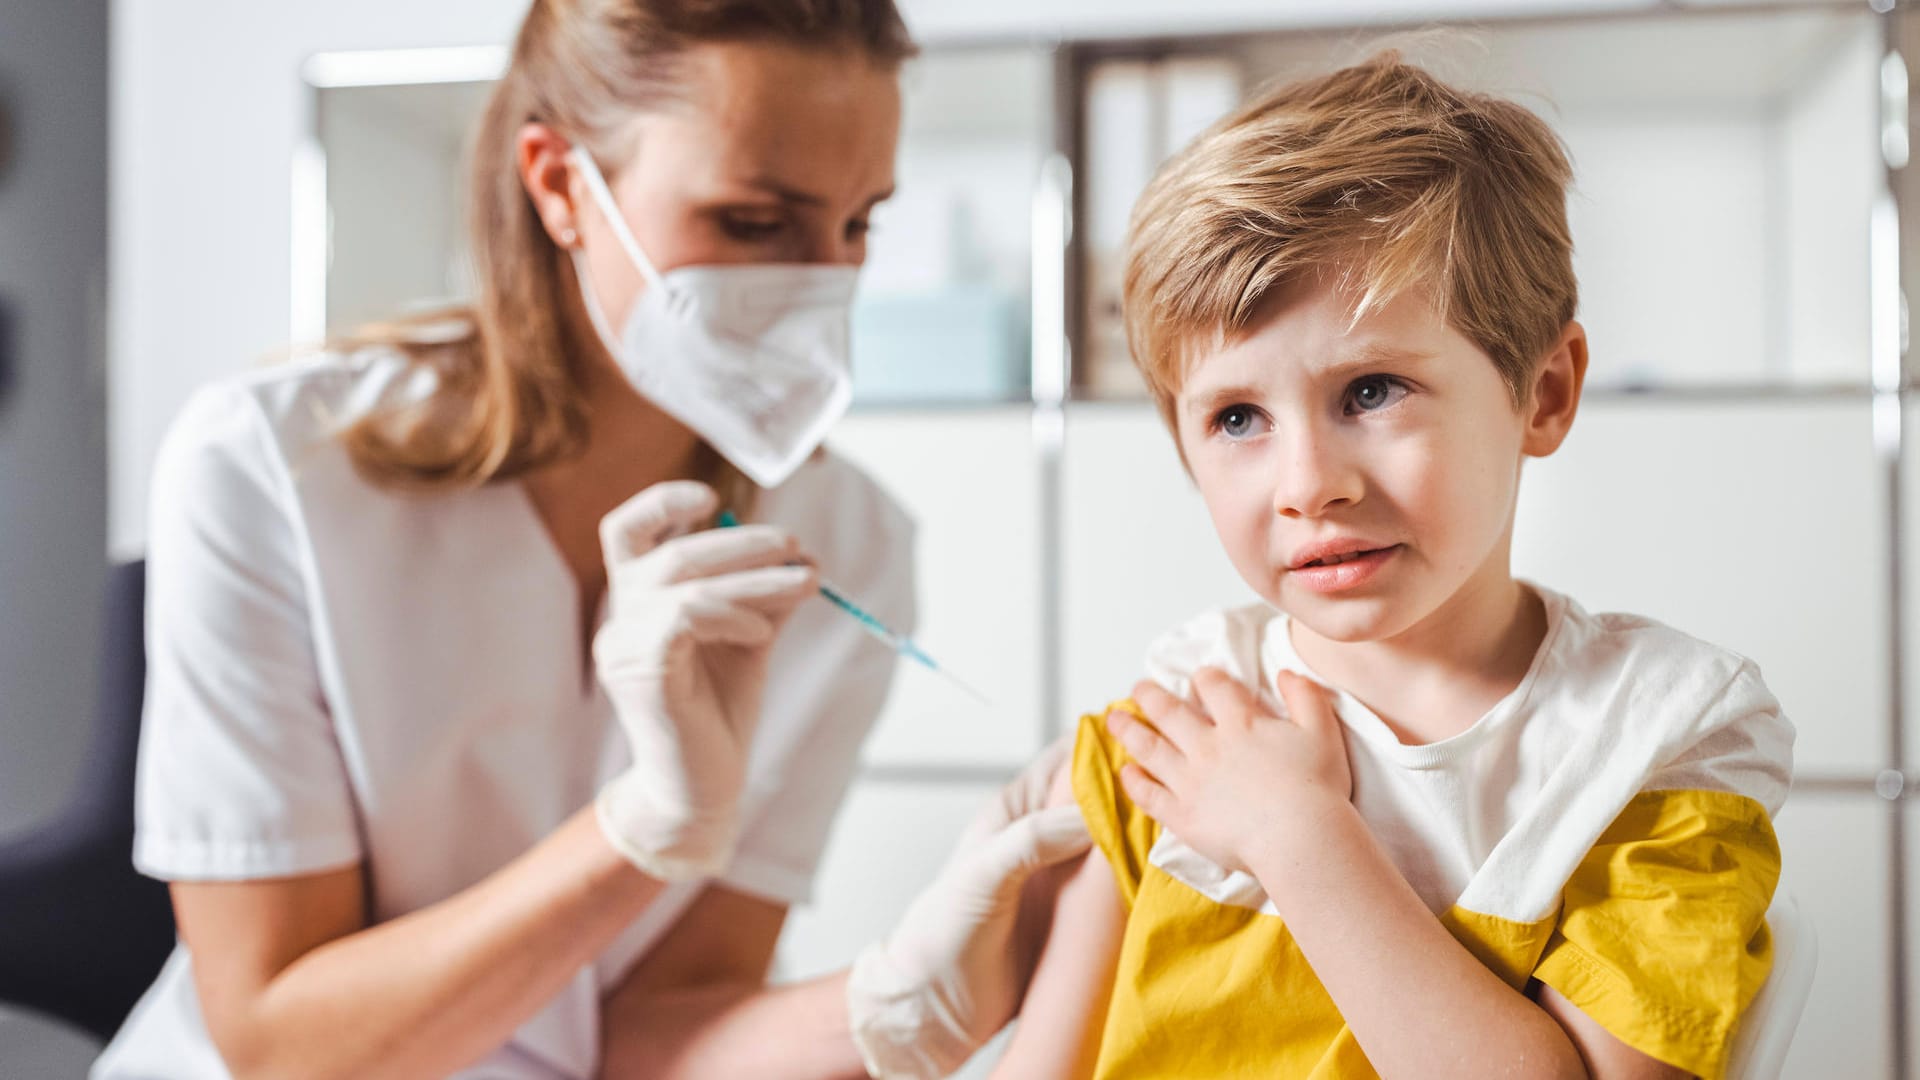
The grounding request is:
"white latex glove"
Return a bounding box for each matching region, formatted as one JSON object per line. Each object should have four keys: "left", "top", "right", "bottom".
{"left": 592, "top": 481, "right": 817, "bottom": 882}
{"left": 846, "top": 737, "right": 1093, "bottom": 1078}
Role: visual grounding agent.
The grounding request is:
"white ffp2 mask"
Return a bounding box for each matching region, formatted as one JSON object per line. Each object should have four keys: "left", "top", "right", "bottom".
{"left": 567, "top": 146, "right": 857, "bottom": 488}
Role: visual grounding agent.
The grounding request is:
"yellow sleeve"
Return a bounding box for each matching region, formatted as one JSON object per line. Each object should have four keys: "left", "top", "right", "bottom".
{"left": 1069, "top": 702, "right": 1160, "bottom": 909}
{"left": 1533, "top": 788, "right": 1782, "bottom": 1080}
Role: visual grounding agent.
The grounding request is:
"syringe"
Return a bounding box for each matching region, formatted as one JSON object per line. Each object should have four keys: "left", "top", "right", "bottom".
{"left": 717, "top": 511, "right": 993, "bottom": 707}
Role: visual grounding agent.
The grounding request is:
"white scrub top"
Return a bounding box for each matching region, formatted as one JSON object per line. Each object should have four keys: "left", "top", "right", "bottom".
{"left": 92, "top": 350, "right": 916, "bottom": 1080}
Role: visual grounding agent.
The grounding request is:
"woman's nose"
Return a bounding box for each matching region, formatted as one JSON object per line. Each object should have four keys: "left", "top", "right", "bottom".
{"left": 797, "top": 224, "right": 862, "bottom": 266}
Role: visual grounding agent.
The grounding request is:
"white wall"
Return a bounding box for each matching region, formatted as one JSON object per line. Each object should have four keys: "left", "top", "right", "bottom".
{"left": 108, "top": 0, "right": 530, "bottom": 556}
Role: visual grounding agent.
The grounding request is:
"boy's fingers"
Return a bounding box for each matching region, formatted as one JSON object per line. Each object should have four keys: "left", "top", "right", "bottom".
{"left": 1190, "top": 667, "right": 1265, "bottom": 730}
{"left": 1274, "top": 670, "right": 1339, "bottom": 736}
{"left": 1106, "top": 707, "right": 1185, "bottom": 785}
{"left": 1130, "top": 680, "right": 1212, "bottom": 747}
{"left": 1117, "top": 763, "right": 1176, "bottom": 824}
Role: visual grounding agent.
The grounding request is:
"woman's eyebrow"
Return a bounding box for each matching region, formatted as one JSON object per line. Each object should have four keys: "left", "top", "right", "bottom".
{"left": 737, "top": 176, "right": 896, "bottom": 208}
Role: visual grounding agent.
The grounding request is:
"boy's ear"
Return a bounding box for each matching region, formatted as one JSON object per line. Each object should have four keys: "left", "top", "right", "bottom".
{"left": 1521, "top": 320, "right": 1587, "bottom": 458}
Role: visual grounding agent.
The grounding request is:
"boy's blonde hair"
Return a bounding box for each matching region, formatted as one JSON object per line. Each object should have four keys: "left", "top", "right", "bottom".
{"left": 1123, "top": 52, "right": 1577, "bottom": 433}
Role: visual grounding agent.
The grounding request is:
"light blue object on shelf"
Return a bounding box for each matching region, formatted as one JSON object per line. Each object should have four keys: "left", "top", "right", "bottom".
{"left": 849, "top": 284, "right": 1028, "bottom": 405}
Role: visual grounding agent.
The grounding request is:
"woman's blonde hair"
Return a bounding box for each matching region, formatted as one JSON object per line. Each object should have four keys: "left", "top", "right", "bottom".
{"left": 1123, "top": 51, "right": 1577, "bottom": 435}
{"left": 339, "top": 0, "right": 915, "bottom": 496}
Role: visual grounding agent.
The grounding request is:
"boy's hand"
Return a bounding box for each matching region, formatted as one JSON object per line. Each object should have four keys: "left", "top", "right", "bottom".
{"left": 1109, "top": 667, "right": 1354, "bottom": 876}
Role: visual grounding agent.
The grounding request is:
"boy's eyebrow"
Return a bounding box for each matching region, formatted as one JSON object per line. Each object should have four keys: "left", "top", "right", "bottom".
{"left": 1180, "top": 343, "right": 1438, "bottom": 419}
{"left": 1316, "top": 342, "right": 1438, "bottom": 376}
{"left": 1181, "top": 382, "right": 1265, "bottom": 421}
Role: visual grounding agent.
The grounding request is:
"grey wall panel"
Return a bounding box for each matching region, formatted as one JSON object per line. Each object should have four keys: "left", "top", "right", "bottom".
{"left": 0, "top": 1, "right": 112, "bottom": 1072}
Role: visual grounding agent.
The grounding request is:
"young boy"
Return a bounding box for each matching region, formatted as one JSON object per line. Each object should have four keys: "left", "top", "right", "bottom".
{"left": 992, "top": 54, "right": 1792, "bottom": 1080}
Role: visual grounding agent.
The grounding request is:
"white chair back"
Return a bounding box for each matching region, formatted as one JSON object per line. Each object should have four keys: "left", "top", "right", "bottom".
{"left": 1727, "top": 889, "right": 1818, "bottom": 1080}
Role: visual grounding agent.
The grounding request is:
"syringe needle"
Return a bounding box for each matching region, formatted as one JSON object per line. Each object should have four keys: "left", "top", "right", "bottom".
{"left": 941, "top": 669, "right": 996, "bottom": 709}
{"left": 819, "top": 582, "right": 994, "bottom": 707}
{"left": 902, "top": 642, "right": 995, "bottom": 708}
{"left": 717, "top": 511, "right": 995, "bottom": 708}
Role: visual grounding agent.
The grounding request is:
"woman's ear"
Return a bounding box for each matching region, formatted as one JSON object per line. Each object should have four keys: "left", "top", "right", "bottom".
{"left": 516, "top": 122, "right": 581, "bottom": 249}
{"left": 1521, "top": 320, "right": 1588, "bottom": 458}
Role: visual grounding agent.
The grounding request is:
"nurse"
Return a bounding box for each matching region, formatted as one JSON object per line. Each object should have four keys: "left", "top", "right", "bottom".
{"left": 91, "top": 1, "right": 1086, "bottom": 1077}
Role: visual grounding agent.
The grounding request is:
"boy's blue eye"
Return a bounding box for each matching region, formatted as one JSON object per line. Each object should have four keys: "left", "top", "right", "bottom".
{"left": 1346, "top": 374, "right": 1409, "bottom": 414}
{"left": 1212, "top": 405, "right": 1269, "bottom": 440}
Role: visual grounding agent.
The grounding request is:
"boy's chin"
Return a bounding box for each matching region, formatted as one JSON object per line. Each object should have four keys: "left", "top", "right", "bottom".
{"left": 1278, "top": 594, "right": 1414, "bottom": 645}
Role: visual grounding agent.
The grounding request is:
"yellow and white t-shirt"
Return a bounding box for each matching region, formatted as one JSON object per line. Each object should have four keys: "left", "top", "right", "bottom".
{"left": 1072, "top": 585, "right": 1792, "bottom": 1080}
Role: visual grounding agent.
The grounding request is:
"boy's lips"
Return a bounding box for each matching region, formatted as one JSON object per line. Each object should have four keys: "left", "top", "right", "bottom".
{"left": 1286, "top": 538, "right": 1398, "bottom": 571}
{"left": 1284, "top": 540, "right": 1402, "bottom": 594}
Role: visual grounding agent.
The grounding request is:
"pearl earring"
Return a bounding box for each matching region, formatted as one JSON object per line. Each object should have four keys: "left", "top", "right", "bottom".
{"left": 558, "top": 227, "right": 578, "bottom": 247}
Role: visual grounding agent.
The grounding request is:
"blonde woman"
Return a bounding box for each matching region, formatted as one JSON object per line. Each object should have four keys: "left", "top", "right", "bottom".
{"left": 92, "top": 2, "right": 1087, "bottom": 1077}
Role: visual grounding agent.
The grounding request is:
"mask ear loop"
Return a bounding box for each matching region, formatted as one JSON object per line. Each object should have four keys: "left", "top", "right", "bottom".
{"left": 568, "top": 249, "right": 623, "bottom": 358}
{"left": 567, "top": 146, "right": 670, "bottom": 293}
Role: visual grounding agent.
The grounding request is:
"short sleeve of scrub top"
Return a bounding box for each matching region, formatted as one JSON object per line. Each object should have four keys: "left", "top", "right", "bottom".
{"left": 135, "top": 381, "right": 363, "bottom": 879}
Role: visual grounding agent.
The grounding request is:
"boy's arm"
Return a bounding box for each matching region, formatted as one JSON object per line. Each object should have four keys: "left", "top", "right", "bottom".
{"left": 989, "top": 767, "right": 1126, "bottom": 1080}
{"left": 1535, "top": 984, "right": 1693, "bottom": 1080}
{"left": 1112, "top": 670, "right": 1688, "bottom": 1080}
{"left": 1238, "top": 785, "right": 1684, "bottom": 1080}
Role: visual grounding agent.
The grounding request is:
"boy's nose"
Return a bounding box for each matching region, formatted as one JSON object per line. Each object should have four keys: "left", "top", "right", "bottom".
{"left": 1271, "top": 431, "right": 1362, "bottom": 519}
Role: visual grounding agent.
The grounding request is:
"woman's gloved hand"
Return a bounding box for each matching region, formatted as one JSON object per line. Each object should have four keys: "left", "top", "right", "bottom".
{"left": 846, "top": 738, "right": 1093, "bottom": 1078}
{"left": 592, "top": 481, "right": 817, "bottom": 882}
